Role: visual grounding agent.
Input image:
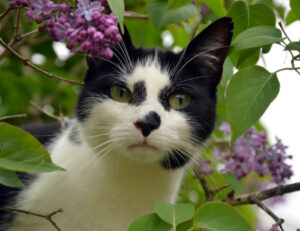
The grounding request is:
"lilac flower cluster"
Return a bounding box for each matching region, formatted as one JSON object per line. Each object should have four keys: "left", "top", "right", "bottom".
{"left": 213, "top": 123, "right": 293, "bottom": 184}
{"left": 9, "top": 0, "right": 121, "bottom": 58}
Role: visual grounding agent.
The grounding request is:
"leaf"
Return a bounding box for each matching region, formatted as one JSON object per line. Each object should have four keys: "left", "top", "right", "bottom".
{"left": 230, "top": 26, "right": 282, "bottom": 53}
{"left": 226, "top": 66, "right": 280, "bottom": 142}
{"left": 127, "top": 213, "right": 172, "bottom": 231}
{"left": 147, "top": 0, "right": 197, "bottom": 28}
{"left": 154, "top": 202, "right": 195, "bottom": 227}
{"left": 249, "top": 4, "right": 276, "bottom": 27}
{"left": 0, "top": 168, "right": 24, "bottom": 188}
{"left": 227, "top": 1, "right": 249, "bottom": 40}
{"left": 0, "top": 122, "right": 64, "bottom": 173}
{"left": 107, "top": 0, "right": 125, "bottom": 33}
{"left": 168, "top": 0, "right": 190, "bottom": 10}
{"left": 286, "top": 10, "right": 298, "bottom": 25}
{"left": 290, "top": 0, "right": 300, "bottom": 20}
{"left": 203, "top": 0, "right": 226, "bottom": 17}
{"left": 285, "top": 41, "right": 300, "bottom": 52}
{"left": 194, "top": 202, "right": 252, "bottom": 231}
{"left": 230, "top": 48, "right": 260, "bottom": 69}
{"left": 221, "top": 57, "right": 234, "bottom": 87}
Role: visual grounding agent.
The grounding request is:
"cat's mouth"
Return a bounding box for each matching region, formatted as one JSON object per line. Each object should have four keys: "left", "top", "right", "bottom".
{"left": 129, "top": 140, "right": 158, "bottom": 151}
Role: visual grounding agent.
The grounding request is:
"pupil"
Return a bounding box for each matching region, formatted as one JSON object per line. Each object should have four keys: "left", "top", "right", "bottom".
{"left": 119, "top": 88, "right": 125, "bottom": 98}
{"left": 178, "top": 95, "right": 184, "bottom": 105}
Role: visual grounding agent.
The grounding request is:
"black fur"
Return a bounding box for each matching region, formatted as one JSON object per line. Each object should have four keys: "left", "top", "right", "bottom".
{"left": 131, "top": 81, "right": 147, "bottom": 106}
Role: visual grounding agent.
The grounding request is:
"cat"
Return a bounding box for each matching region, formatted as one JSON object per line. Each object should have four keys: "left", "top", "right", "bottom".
{"left": 0, "top": 17, "right": 233, "bottom": 231}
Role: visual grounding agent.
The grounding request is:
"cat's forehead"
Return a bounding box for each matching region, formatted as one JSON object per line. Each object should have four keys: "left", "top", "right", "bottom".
{"left": 127, "top": 59, "right": 170, "bottom": 96}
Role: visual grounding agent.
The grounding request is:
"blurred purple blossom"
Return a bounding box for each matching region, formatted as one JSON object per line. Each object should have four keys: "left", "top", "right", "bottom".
{"left": 10, "top": 0, "right": 121, "bottom": 58}
{"left": 213, "top": 122, "right": 293, "bottom": 184}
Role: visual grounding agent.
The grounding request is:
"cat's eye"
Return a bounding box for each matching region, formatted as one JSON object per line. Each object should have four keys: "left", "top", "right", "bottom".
{"left": 110, "top": 84, "right": 132, "bottom": 103}
{"left": 168, "top": 93, "right": 191, "bottom": 110}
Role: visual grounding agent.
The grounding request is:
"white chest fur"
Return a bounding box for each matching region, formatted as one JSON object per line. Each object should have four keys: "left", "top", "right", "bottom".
{"left": 8, "top": 128, "right": 185, "bottom": 231}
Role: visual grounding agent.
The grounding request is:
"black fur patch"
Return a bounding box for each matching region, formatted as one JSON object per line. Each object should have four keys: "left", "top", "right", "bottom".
{"left": 161, "top": 150, "right": 190, "bottom": 169}
{"left": 131, "top": 81, "right": 146, "bottom": 106}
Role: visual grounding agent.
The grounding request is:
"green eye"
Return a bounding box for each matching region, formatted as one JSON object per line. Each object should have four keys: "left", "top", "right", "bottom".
{"left": 110, "top": 84, "right": 132, "bottom": 103}
{"left": 168, "top": 93, "right": 191, "bottom": 110}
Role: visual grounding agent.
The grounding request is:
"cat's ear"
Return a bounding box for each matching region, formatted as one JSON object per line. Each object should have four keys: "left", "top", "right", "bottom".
{"left": 86, "top": 25, "right": 133, "bottom": 67}
{"left": 182, "top": 17, "right": 233, "bottom": 79}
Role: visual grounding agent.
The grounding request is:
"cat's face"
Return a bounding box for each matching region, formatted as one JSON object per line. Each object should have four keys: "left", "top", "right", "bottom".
{"left": 76, "top": 17, "right": 233, "bottom": 169}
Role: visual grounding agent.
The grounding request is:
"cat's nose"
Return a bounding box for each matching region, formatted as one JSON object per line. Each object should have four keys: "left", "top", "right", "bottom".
{"left": 134, "top": 111, "right": 161, "bottom": 137}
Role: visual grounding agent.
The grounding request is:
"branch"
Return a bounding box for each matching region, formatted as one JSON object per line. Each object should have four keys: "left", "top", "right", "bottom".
{"left": 0, "top": 38, "right": 84, "bottom": 85}
{"left": 222, "top": 182, "right": 300, "bottom": 206}
{"left": 0, "top": 114, "right": 27, "bottom": 121}
{"left": 30, "top": 101, "right": 65, "bottom": 129}
{"left": 250, "top": 198, "right": 284, "bottom": 231}
{"left": 0, "top": 207, "right": 63, "bottom": 231}
{"left": 0, "top": 29, "right": 39, "bottom": 60}
{"left": 193, "top": 166, "right": 214, "bottom": 201}
{"left": 0, "top": 7, "right": 13, "bottom": 20}
{"left": 278, "top": 22, "right": 300, "bottom": 76}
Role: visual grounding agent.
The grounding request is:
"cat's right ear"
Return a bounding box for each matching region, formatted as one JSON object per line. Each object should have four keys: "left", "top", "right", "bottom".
{"left": 86, "top": 25, "right": 133, "bottom": 67}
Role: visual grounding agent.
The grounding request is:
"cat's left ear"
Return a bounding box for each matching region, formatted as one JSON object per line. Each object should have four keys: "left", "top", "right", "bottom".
{"left": 183, "top": 17, "right": 233, "bottom": 81}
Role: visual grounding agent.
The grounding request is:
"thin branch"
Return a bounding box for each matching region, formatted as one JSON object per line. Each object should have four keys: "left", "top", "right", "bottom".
{"left": 193, "top": 166, "right": 214, "bottom": 201}
{"left": 0, "top": 38, "right": 84, "bottom": 85}
{"left": 30, "top": 101, "right": 65, "bottom": 129}
{"left": 222, "top": 182, "right": 300, "bottom": 206}
{"left": 274, "top": 67, "right": 300, "bottom": 74}
{"left": 0, "top": 7, "right": 13, "bottom": 20}
{"left": 124, "top": 11, "right": 148, "bottom": 20}
{"left": 278, "top": 22, "right": 300, "bottom": 75}
{"left": 0, "top": 114, "right": 27, "bottom": 121}
{"left": 0, "top": 206, "right": 63, "bottom": 231}
{"left": 0, "top": 29, "right": 39, "bottom": 60}
{"left": 250, "top": 198, "right": 284, "bottom": 231}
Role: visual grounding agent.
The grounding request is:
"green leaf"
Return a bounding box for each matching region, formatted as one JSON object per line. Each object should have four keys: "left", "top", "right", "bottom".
{"left": 154, "top": 202, "right": 195, "bottom": 227}
{"left": 107, "top": 0, "right": 125, "bottom": 32}
{"left": 194, "top": 202, "right": 252, "bottom": 231}
{"left": 0, "top": 168, "right": 24, "bottom": 188}
{"left": 227, "top": 1, "right": 249, "bottom": 40}
{"left": 286, "top": 10, "right": 298, "bottom": 25}
{"left": 147, "top": 0, "right": 197, "bottom": 28}
{"left": 168, "top": 0, "right": 190, "bottom": 10}
{"left": 230, "top": 26, "right": 282, "bottom": 53}
{"left": 127, "top": 213, "right": 172, "bottom": 231}
{"left": 226, "top": 66, "right": 280, "bottom": 142}
{"left": 221, "top": 57, "right": 234, "bottom": 87}
{"left": 290, "top": 0, "right": 300, "bottom": 20}
{"left": 230, "top": 48, "right": 260, "bottom": 69}
{"left": 249, "top": 4, "right": 276, "bottom": 27}
{"left": 203, "top": 0, "right": 226, "bottom": 17}
{"left": 0, "top": 122, "right": 64, "bottom": 173}
{"left": 285, "top": 41, "right": 300, "bottom": 52}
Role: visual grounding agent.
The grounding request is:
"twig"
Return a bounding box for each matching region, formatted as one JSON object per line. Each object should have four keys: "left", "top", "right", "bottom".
{"left": 278, "top": 22, "right": 300, "bottom": 75}
{"left": 0, "top": 114, "right": 27, "bottom": 121}
{"left": 193, "top": 166, "right": 214, "bottom": 201}
{"left": 30, "top": 101, "right": 65, "bottom": 129}
{"left": 0, "top": 7, "right": 13, "bottom": 20}
{"left": 0, "top": 29, "right": 39, "bottom": 60}
{"left": 0, "top": 206, "right": 63, "bottom": 231}
{"left": 275, "top": 67, "right": 300, "bottom": 74}
{"left": 250, "top": 198, "right": 284, "bottom": 231}
{"left": 0, "top": 38, "right": 84, "bottom": 85}
{"left": 222, "top": 182, "right": 300, "bottom": 206}
{"left": 124, "top": 11, "right": 148, "bottom": 20}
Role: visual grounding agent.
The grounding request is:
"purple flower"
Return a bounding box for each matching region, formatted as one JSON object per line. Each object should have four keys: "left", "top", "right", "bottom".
{"left": 75, "top": 0, "right": 103, "bottom": 21}
{"left": 213, "top": 123, "right": 293, "bottom": 184}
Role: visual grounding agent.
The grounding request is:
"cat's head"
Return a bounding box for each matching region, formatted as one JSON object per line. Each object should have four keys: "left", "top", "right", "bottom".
{"left": 76, "top": 17, "right": 233, "bottom": 169}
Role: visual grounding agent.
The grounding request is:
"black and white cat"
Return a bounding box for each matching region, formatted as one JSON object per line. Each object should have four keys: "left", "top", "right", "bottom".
{"left": 0, "top": 17, "right": 233, "bottom": 230}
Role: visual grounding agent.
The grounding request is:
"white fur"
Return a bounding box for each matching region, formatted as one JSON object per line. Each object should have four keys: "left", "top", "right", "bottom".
{"left": 8, "top": 59, "right": 197, "bottom": 231}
